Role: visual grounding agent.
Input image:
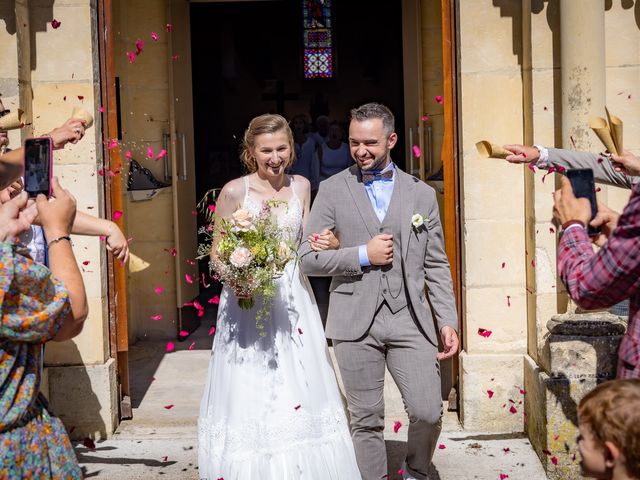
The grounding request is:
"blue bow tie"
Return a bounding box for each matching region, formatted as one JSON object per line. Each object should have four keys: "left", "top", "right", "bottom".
{"left": 362, "top": 170, "right": 393, "bottom": 184}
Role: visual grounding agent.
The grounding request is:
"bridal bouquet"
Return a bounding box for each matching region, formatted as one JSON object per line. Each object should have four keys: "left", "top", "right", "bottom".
{"left": 197, "top": 196, "right": 295, "bottom": 333}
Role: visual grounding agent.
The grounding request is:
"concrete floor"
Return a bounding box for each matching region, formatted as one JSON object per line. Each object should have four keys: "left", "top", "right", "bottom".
{"left": 77, "top": 321, "right": 548, "bottom": 480}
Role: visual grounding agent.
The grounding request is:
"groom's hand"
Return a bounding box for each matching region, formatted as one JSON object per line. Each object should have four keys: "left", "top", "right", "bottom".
{"left": 437, "top": 326, "right": 459, "bottom": 360}
{"left": 367, "top": 234, "right": 393, "bottom": 266}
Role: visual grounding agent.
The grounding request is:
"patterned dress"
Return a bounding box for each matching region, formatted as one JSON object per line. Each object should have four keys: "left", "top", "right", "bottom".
{"left": 0, "top": 241, "right": 82, "bottom": 479}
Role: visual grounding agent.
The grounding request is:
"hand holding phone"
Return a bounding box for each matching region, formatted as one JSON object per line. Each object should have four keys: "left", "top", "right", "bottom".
{"left": 23, "top": 137, "right": 52, "bottom": 198}
{"left": 565, "top": 168, "right": 600, "bottom": 236}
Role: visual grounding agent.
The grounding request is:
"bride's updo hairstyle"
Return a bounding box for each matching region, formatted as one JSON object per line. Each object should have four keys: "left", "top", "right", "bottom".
{"left": 240, "top": 114, "right": 295, "bottom": 173}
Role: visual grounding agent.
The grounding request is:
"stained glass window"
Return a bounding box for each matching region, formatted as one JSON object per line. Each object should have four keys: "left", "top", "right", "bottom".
{"left": 303, "top": 0, "right": 333, "bottom": 78}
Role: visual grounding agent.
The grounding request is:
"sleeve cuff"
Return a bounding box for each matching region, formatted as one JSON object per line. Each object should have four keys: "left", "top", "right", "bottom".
{"left": 562, "top": 222, "right": 586, "bottom": 234}
{"left": 358, "top": 244, "right": 371, "bottom": 267}
{"left": 533, "top": 144, "right": 549, "bottom": 167}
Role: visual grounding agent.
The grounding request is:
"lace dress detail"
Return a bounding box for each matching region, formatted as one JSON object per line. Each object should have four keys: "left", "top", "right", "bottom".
{"left": 198, "top": 176, "right": 360, "bottom": 480}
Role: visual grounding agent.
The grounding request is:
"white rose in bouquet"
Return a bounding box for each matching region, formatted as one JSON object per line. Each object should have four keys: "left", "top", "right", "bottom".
{"left": 231, "top": 208, "right": 254, "bottom": 232}
{"left": 229, "top": 247, "right": 253, "bottom": 268}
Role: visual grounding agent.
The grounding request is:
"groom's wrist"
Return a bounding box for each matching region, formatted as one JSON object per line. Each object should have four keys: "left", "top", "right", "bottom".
{"left": 358, "top": 245, "right": 371, "bottom": 267}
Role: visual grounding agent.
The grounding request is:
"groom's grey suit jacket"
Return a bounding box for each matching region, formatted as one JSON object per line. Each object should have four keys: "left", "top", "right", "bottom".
{"left": 299, "top": 165, "right": 458, "bottom": 343}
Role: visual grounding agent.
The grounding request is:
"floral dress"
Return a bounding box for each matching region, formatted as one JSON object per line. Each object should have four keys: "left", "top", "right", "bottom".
{"left": 0, "top": 241, "right": 82, "bottom": 479}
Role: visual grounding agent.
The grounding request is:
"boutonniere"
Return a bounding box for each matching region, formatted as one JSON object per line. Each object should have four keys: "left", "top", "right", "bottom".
{"left": 411, "top": 213, "right": 428, "bottom": 232}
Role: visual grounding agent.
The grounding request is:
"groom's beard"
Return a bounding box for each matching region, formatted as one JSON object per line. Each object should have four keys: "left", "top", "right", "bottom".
{"left": 357, "top": 151, "right": 391, "bottom": 172}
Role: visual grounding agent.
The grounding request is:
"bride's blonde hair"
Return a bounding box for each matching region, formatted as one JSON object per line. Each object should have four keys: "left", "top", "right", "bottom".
{"left": 240, "top": 114, "right": 295, "bottom": 173}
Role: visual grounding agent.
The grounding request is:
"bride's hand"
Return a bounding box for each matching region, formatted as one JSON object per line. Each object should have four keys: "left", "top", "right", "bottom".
{"left": 308, "top": 229, "right": 339, "bottom": 251}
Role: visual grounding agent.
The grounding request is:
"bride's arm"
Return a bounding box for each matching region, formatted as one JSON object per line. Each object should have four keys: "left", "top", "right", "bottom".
{"left": 209, "top": 178, "right": 243, "bottom": 263}
{"left": 298, "top": 175, "right": 340, "bottom": 251}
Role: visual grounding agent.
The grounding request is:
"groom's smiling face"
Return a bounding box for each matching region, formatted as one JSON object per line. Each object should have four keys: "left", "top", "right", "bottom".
{"left": 349, "top": 118, "right": 397, "bottom": 172}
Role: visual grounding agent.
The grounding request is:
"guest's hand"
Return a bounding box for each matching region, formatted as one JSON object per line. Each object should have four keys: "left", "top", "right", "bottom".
{"left": 589, "top": 201, "right": 620, "bottom": 247}
{"left": 48, "top": 118, "right": 86, "bottom": 150}
{"left": 503, "top": 144, "right": 539, "bottom": 164}
{"left": 610, "top": 149, "right": 640, "bottom": 177}
{"left": 437, "top": 326, "right": 459, "bottom": 360}
{"left": 105, "top": 221, "right": 130, "bottom": 263}
{"left": 308, "top": 229, "right": 339, "bottom": 251}
{"left": 552, "top": 176, "right": 592, "bottom": 228}
{"left": 0, "top": 192, "right": 37, "bottom": 241}
{"left": 36, "top": 177, "right": 77, "bottom": 239}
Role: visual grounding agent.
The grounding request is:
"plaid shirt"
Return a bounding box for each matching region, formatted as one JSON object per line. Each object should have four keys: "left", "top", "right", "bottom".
{"left": 557, "top": 182, "right": 640, "bottom": 379}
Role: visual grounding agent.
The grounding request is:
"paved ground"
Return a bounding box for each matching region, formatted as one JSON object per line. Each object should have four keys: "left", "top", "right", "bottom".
{"left": 77, "top": 322, "right": 548, "bottom": 480}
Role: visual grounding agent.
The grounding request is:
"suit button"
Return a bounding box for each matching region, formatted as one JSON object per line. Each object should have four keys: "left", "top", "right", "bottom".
{"left": 383, "top": 289, "right": 388, "bottom": 294}
{"left": 379, "top": 227, "right": 384, "bottom": 233}
{"left": 382, "top": 274, "right": 386, "bottom": 279}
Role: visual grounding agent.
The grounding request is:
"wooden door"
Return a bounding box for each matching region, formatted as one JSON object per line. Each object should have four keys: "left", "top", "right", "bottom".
{"left": 168, "top": 0, "right": 200, "bottom": 332}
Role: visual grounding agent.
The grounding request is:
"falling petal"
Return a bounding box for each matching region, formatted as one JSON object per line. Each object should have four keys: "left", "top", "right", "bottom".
{"left": 163, "top": 404, "right": 174, "bottom": 409}
{"left": 147, "top": 146, "right": 153, "bottom": 158}
{"left": 150, "top": 314, "right": 162, "bottom": 321}
{"left": 393, "top": 420, "right": 402, "bottom": 433}
{"left": 398, "top": 469, "right": 405, "bottom": 476}
{"left": 179, "top": 330, "right": 189, "bottom": 337}
{"left": 112, "top": 210, "right": 123, "bottom": 221}
{"left": 166, "top": 342, "right": 175, "bottom": 352}
{"left": 154, "top": 286, "right": 164, "bottom": 295}
{"left": 478, "top": 328, "right": 492, "bottom": 338}
{"left": 99, "top": 106, "right": 105, "bottom": 113}
{"left": 528, "top": 162, "right": 536, "bottom": 173}
{"left": 172, "top": 54, "right": 180, "bottom": 61}
{"left": 209, "top": 295, "right": 220, "bottom": 305}
{"left": 188, "top": 341, "right": 196, "bottom": 350}
{"left": 135, "top": 39, "right": 144, "bottom": 55}
{"left": 487, "top": 390, "right": 494, "bottom": 398}
{"left": 98, "top": 169, "right": 104, "bottom": 176}
{"left": 125, "top": 150, "right": 133, "bottom": 160}
{"left": 420, "top": 115, "right": 429, "bottom": 121}
{"left": 156, "top": 148, "right": 167, "bottom": 160}
{"left": 151, "top": 31, "right": 159, "bottom": 41}
{"left": 166, "top": 23, "right": 173, "bottom": 32}
{"left": 108, "top": 139, "right": 118, "bottom": 149}
{"left": 208, "top": 326, "right": 216, "bottom": 336}
{"left": 201, "top": 273, "right": 210, "bottom": 288}
{"left": 208, "top": 204, "right": 216, "bottom": 213}
{"left": 412, "top": 145, "right": 421, "bottom": 158}
{"left": 185, "top": 274, "right": 193, "bottom": 284}
{"left": 193, "top": 300, "right": 203, "bottom": 311}
{"left": 434, "top": 95, "right": 443, "bottom": 104}
{"left": 51, "top": 19, "right": 61, "bottom": 29}
{"left": 127, "top": 51, "right": 135, "bottom": 63}
{"left": 197, "top": 309, "right": 205, "bottom": 318}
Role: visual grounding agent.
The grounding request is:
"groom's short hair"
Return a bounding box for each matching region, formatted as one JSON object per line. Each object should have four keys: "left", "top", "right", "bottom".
{"left": 350, "top": 103, "right": 395, "bottom": 137}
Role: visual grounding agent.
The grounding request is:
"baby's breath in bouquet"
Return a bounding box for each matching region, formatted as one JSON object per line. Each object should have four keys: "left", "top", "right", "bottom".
{"left": 197, "top": 193, "right": 296, "bottom": 334}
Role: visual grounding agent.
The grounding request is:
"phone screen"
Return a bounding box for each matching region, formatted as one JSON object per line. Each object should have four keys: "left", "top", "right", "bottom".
{"left": 24, "top": 137, "right": 52, "bottom": 197}
{"left": 566, "top": 168, "right": 599, "bottom": 236}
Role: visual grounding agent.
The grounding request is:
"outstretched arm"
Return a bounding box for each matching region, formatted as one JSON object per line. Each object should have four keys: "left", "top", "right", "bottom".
{"left": 71, "top": 211, "right": 130, "bottom": 263}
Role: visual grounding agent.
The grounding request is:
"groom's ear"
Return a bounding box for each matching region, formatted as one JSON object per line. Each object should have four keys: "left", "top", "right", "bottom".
{"left": 387, "top": 132, "right": 398, "bottom": 149}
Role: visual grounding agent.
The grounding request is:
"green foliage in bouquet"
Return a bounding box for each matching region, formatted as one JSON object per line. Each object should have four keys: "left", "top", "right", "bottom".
{"left": 197, "top": 190, "right": 297, "bottom": 336}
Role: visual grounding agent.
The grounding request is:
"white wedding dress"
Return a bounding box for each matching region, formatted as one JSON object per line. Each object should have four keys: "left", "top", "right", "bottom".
{"left": 198, "top": 176, "right": 360, "bottom": 480}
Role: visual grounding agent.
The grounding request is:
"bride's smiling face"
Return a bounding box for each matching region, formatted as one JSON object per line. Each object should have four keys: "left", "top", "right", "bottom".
{"left": 252, "top": 130, "right": 293, "bottom": 178}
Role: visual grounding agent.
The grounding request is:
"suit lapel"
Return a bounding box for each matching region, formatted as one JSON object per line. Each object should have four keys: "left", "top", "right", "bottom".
{"left": 397, "top": 169, "right": 416, "bottom": 260}
{"left": 345, "top": 166, "right": 379, "bottom": 239}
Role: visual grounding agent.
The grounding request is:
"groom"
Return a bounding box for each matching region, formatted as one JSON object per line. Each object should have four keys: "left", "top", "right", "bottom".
{"left": 299, "top": 102, "right": 459, "bottom": 480}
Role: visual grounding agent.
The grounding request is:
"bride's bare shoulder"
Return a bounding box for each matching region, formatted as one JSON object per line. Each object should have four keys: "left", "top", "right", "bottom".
{"left": 218, "top": 177, "right": 246, "bottom": 204}
{"left": 291, "top": 174, "right": 310, "bottom": 192}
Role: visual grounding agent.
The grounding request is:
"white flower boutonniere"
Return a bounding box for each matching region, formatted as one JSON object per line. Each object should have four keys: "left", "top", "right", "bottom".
{"left": 411, "top": 213, "right": 428, "bottom": 231}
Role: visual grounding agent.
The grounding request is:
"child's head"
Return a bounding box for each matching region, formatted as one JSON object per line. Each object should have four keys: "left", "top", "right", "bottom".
{"left": 578, "top": 379, "right": 640, "bottom": 479}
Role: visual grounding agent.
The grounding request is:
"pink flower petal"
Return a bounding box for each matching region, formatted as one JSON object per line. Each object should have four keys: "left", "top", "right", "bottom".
{"left": 188, "top": 341, "right": 196, "bottom": 350}
{"left": 99, "top": 106, "right": 105, "bottom": 113}
{"left": 165, "top": 342, "right": 175, "bottom": 352}
{"left": 500, "top": 475, "right": 509, "bottom": 480}
{"left": 208, "top": 326, "right": 216, "bottom": 336}
{"left": 478, "top": 328, "right": 492, "bottom": 338}
{"left": 528, "top": 162, "right": 536, "bottom": 173}
{"left": 434, "top": 95, "right": 443, "bottom": 104}
{"left": 98, "top": 169, "right": 104, "bottom": 176}
{"left": 201, "top": 273, "right": 210, "bottom": 288}
{"left": 82, "top": 260, "right": 90, "bottom": 266}
{"left": 150, "top": 314, "right": 162, "bottom": 321}
{"left": 154, "top": 286, "right": 164, "bottom": 295}
{"left": 398, "top": 469, "right": 405, "bottom": 476}
{"left": 125, "top": 150, "right": 133, "bottom": 160}
{"left": 135, "top": 39, "right": 144, "bottom": 55}
{"left": 112, "top": 210, "right": 123, "bottom": 221}
{"left": 99, "top": 235, "right": 107, "bottom": 241}
{"left": 520, "top": 388, "right": 527, "bottom": 395}
{"left": 298, "top": 327, "right": 304, "bottom": 335}
{"left": 151, "top": 31, "right": 159, "bottom": 42}
{"left": 393, "top": 420, "right": 402, "bottom": 433}
{"left": 509, "top": 405, "right": 518, "bottom": 414}
{"left": 438, "top": 444, "right": 446, "bottom": 449}
{"left": 551, "top": 456, "right": 558, "bottom": 465}
{"left": 108, "top": 139, "right": 118, "bottom": 149}
{"left": 156, "top": 149, "right": 167, "bottom": 160}
{"left": 208, "top": 204, "right": 216, "bottom": 213}
{"left": 185, "top": 274, "right": 193, "bottom": 284}
{"left": 166, "top": 23, "right": 173, "bottom": 32}
{"left": 147, "top": 146, "right": 153, "bottom": 158}
{"left": 487, "top": 390, "right": 494, "bottom": 398}
{"left": 209, "top": 295, "right": 220, "bottom": 305}
{"left": 51, "top": 19, "right": 61, "bottom": 29}
{"left": 77, "top": 95, "right": 84, "bottom": 101}
{"left": 193, "top": 300, "right": 203, "bottom": 311}
{"left": 420, "top": 115, "right": 429, "bottom": 121}
{"left": 503, "top": 447, "right": 510, "bottom": 453}
{"left": 179, "top": 330, "right": 189, "bottom": 337}
{"left": 412, "top": 145, "right": 421, "bottom": 158}
{"left": 161, "top": 456, "right": 168, "bottom": 462}
{"left": 163, "top": 404, "right": 174, "bottom": 409}
{"left": 294, "top": 404, "right": 301, "bottom": 410}
{"left": 127, "top": 51, "right": 135, "bottom": 63}
{"left": 171, "top": 54, "right": 180, "bottom": 61}
{"left": 501, "top": 262, "right": 506, "bottom": 269}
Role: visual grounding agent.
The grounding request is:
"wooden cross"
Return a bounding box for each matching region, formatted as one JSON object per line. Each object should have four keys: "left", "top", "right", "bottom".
{"left": 261, "top": 80, "right": 299, "bottom": 115}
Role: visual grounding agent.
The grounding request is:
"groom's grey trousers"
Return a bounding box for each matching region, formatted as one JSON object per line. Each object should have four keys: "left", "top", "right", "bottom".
{"left": 333, "top": 301, "right": 442, "bottom": 480}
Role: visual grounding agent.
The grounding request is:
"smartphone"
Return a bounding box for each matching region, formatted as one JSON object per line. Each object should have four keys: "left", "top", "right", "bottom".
{"left": 565, "top": 168, "right": 599, "bottom": 237}
{"left": 23, "top": 137, "right": 52, "bottom": 197}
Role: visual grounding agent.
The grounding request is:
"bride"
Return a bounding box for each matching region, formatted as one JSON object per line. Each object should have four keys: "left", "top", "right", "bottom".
{"left": 198, "top": 114, "right": 361, "bottom": 479}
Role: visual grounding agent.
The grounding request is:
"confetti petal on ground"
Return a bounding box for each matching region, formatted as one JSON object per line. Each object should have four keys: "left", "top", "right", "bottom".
{"left": 509, "top": 405, "right": 518, "bottom": 414}
{"left": 162, "top": 456, "right": 168, "bottom": 462}
{"left": 478, "top": 328, "right": 492, "bottom": 337}
{"left": 112, "top": 210, "right": 123, "bottom": 221}
{"left": 51, "top": 19, "right": 61, "bottom": 29}
{"left": 163, "top": 404, "right": 174, "bottom": 410}
{"left": 166, "top": 341, "right": 175, "bottom": 352}
{"left": 398, "top": 469, "right": 404, "bottom": 476}
{"left": 99, "top": 106, "right": 105, "bottom": 113}
{"left": 503, "top": 447, "right": 510, "bottom": 453}
{"left": 487, "top": 390, "right": 494, "bottom": 398}
{"left": 501, "top": 262, "right": 506, "bottom": 269}
{"left": 393, "top": 420, "right": 402, "bottom": 433}
{"left": 507, "top": 295, "right": 511, "bottom": 307}
{"left": 438, "top": 444, "right": 446, "bottom": 449}
{"left": 500, "top": 475, "right": 509, "bottom": 480}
